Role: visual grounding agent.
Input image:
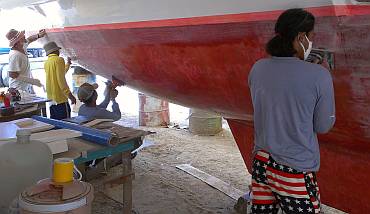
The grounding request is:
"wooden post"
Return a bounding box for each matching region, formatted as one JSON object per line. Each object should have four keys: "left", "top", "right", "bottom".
{"left": 38, "top": 103, "right": 47, "bottom": 117}
{"left": 122, "top": 151, "right": 132, "bottom": 214}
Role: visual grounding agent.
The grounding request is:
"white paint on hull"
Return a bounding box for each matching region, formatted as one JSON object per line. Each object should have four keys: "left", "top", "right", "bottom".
{"left": 0, "top": 0, "right": 364, "bottom": 28}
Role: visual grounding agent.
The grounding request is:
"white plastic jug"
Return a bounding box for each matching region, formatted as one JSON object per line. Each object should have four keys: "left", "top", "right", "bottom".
{"left": 0, "top": 129, "right": 52, "bottom": 213}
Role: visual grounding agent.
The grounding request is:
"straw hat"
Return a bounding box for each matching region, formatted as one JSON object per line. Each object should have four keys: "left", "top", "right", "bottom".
{"left": 6, "top": 29, "right": 25, "bottom": 47}
{"left": 78, "top": 83, "right": 99, "bottom": 103}
{"left": 43, "top": 41, "right": 62, "bottom": 56}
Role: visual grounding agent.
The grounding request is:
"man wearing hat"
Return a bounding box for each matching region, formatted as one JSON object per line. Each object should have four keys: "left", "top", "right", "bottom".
{"left": 78, "top": 82, "right": 121, "bottom": 121}
{"left": 44, "top": 41, "right": 76, "bottom": 120}
{"left": 6, "top": 29, "right": 46, "bottom": 93}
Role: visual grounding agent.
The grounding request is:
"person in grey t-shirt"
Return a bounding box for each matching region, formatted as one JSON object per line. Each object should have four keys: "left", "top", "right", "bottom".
{"left": 248, "top": 9, "right": 335, "bottom": 214}
{"left": 78, "top": 82, "right": 121, "bottom": 121}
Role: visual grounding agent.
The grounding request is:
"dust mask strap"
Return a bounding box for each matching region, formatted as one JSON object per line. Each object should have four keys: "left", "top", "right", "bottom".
{"left": 300, "top": 35, "right": 313, "bottom": 60}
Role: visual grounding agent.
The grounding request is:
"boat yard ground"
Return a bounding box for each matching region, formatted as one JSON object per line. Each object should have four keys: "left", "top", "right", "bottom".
{"left": 90, "top": 115, "right": 345, "bottom": 214}
{"left": 92, "top": 119, "right": 249, "bottom": 214}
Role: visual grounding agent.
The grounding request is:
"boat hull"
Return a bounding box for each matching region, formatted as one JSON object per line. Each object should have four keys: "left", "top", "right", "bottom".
{"left": 42, "top": 5, "right": 370, "bottom": 214}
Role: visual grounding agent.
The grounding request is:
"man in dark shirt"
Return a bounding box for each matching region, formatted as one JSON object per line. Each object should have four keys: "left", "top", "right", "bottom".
{"left": 78, "top": 82, "right": 121, "bottom": 121}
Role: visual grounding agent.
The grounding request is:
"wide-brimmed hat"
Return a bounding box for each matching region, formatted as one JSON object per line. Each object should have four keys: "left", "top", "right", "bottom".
{"left": 78, "top": 83, "right": 99, "bottom": 103}
{"left": 43, "top": 41, "right": 62, "bottom": 55}
{"left": 6, "top": 29, "right": 25, "bottom": 47}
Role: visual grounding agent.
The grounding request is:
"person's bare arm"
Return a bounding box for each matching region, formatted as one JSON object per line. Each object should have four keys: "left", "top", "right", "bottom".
{"left": 26, "top": 29, "right": 46, "bottom": 44}
{"left": 9, "top": 71, "right": 19, "bottom": 78}
{"left": 65, "top": 57, "right": 71, "bottom": 73}
{"left": 9, "top": 71, "right": 42, "bottom": 86}
{"left": 68, "top": 92, "right": 76, "bottom": 104}
{"left": 98, "top": 84, "right": 112, "bottom": 108}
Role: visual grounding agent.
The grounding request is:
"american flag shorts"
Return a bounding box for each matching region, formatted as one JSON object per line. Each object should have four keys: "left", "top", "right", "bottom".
{"left": 251, "top": 150, "right": 321, "bottom": 214}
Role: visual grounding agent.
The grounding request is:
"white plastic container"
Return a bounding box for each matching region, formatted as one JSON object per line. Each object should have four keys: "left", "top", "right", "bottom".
{"left": 0, "top": 129, "right": 53, "bottom": 213}
{"left": 19, "top": 179, "right": 94, "bottom": 214}
{"left": 189, "top": 108, "right": 222, "bottom": 136}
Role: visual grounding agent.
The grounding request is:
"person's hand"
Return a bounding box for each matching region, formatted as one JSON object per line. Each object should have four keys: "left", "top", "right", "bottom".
{"left": 38, "top": 29, "right": 46, "bottom": 38}
{"left": 104, "top": 81, "right": 113, "bottom": 96}
{"left": 320, "top": 58, "right": 332, "bottom": 71}
{"left": 68, "top": 94, "right": 76, "bottom": 105}
{"left": 312, "top": 58, "right": 321, "bottom": 64}
{"left": 33, "top": 79, "right": 43, "bottom": 87}
{"left": 112, "top": 76, "right": 125, "bottom": 87}
{"left": 110, "top": 89, "right": 118, "bottom": 101}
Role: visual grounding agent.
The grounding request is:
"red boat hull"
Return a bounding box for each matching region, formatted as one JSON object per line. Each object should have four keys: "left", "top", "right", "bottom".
{"left": 48, "top": 6, "right": 370, "bottom": 213}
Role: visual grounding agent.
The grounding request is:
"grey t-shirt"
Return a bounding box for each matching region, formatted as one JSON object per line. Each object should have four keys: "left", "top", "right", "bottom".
{"left": 78, "top": 95, "right": 121, "bottom": 121}
{"left": 248, "top": 57, "right": 335, "bottom": 172}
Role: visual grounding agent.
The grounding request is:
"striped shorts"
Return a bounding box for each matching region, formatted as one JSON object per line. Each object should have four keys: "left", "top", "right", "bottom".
{"left": 251, "top": 150, "right": 321, "bottom": 214}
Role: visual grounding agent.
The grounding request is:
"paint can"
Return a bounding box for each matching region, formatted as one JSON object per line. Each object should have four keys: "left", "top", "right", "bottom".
{"left": 189, "top": 108, "right": 222, "bottom": 136}
{"left": 138, "top": 93, "right": 170, "bottom": 126}
{"left": 53, "top": 158, "right": 74, "bottom": 183}
{"left": 19, "top": 179, "right": 94, "bottom": 214}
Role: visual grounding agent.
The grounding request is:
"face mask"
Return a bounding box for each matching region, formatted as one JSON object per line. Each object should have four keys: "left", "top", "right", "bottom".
{"left": 300, "top": 35, "right": 313, "bottom": 60}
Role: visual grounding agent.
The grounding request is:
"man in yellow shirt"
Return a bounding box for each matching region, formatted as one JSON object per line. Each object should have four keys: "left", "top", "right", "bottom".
{"left": 43, "top": 41, "right": 76, "bottom": 119}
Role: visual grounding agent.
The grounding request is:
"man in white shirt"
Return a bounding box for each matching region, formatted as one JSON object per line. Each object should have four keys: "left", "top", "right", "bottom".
{"left": 6, "top": 29, "right": 46, "bottom": 93}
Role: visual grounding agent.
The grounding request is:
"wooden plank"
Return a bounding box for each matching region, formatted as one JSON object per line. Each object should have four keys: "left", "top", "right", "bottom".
{"left": 25, "top": 181, "right": 51, "bottom": 196}
{"left": 72, "top": 140, "right": 138, "bottom": 165}
{"left": 14, "top": 118, "right": 34, "bottom": 127}
{"left": 62, "top": 181, "right": 85, "bottom": 200}
{"left": 17, "top": 94, "right": 49, "bottom": 105}
{"left": 0, "top": 118, "right": 54, "bottom": 141}
{"left": 14, "top": 118, "right": 54, "bottom": 133}
{"left": 84, "top": 119, "right": 114, "bottom": 127}
{"left": 44, "top": 140, "right": 69, "bottom": 155}
{"left": 54, "top": 138, "right": 98, "bottom": 160}
{"left": 53, "top": 124, "right": 145, "bottom": 162}
{"left": 121, "top": 151, "right": 133, "bottom": 214}
{"left": 63, "top": 116, "right": 93, "bottom": 125}
{"left": 93, "top": 122, "right": 150, "bottom": 140}
{"left": 176, "top": 164, "right": 243, "bottom": 200}
{"left": 30, "top": 129, "right": 81, "bottom": 143}
{"left": 0, "top": 105, "right": 39, "bottom": 122}
{"left": 30, "top": 129, "right": 81, "bottom": 154}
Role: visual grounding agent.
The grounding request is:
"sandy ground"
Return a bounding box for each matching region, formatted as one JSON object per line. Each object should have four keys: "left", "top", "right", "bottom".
{"left": 92, "top": 124, "right": 250, "bottom": 214}
{"left": 133, "top": 128, "right": 249, "bottom": 214}
{"left": 89, "top": 118, "right": 345, "bottom": 214}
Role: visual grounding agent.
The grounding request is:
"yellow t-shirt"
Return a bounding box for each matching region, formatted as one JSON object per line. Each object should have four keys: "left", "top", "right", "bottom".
{"left": 44, "top": 54, "right": 71, "bottom": 104}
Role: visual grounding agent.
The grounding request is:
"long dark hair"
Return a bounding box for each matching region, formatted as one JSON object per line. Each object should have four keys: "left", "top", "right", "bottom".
{"left": 266, "top": 8, "right": 315, "bottom": 57}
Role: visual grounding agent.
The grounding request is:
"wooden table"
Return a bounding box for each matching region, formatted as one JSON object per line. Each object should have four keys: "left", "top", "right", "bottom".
{"left": 16, "top": 96, "right": 49, "bottom": 117}
{"left": 0, "top": 97, "right": 49, "bottom": 122}
{"left": 55, "top": 124, "right": 148, "bottom": 214}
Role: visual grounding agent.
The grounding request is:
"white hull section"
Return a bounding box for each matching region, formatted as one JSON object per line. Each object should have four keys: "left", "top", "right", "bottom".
{"left": 1, "top": 0, "right": 368, "bottom": 28}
